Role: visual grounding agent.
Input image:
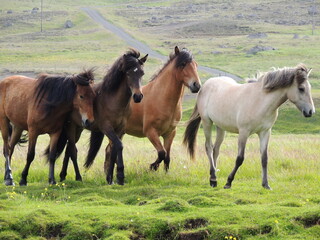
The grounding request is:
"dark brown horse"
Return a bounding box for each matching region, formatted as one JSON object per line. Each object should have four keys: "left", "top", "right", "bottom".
{"left": 48, "top": 49, "right": 148, "bottom": 184}
{"left": 0, "top": 70, "right": 95, "bottom": 185}
{"left": 83, "top": 46, "right": 200, "bottom": 182}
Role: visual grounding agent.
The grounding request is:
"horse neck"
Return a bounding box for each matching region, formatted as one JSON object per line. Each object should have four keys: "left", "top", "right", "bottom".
{"left": 149, "top": 63, "right": 185, "bottom": 107}
{"left": 100, "top": 76, "right": 131, "bottom": 109}
{"left": 256, "top": 82, "right": 289, "bottom": 113}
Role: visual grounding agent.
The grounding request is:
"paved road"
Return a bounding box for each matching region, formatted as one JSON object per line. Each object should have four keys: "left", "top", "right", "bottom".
{"left": 82, "top": 7, "right": 242, "bottom": 81}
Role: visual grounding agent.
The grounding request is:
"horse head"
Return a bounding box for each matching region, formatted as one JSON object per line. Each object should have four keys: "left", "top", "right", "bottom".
{"left": 73, "top": 69, "right": 96, "bottom": 127}
{"left": 287, "top": 64, "right": 315, "bottom": 117}
{"left": 122, "top": 49, "right": 148, "bottom": 103}
{"left": 173, "top": 46, "right": 201, "bottom": 93}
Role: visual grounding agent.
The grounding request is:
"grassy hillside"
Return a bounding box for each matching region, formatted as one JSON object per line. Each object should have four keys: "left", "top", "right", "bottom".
{"left": 0, "top": 1, "right": 319, "bottom": 239}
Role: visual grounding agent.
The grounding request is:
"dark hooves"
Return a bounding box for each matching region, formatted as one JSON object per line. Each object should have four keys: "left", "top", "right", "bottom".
{"left": 210, "top": 180, "right": 217, "bottom": 188}
{"left": 19, "top": 179, "right": 27, "bottom": 186}
{"left": 262, "top": 184, "right": 272, "bottom": 190}
{"left": 150, "top": 163, "right": 159, "bottom": 171}
{"left": 5, "top": 179, "right": 15, "bottom": 186}
{"left": 75, "top": 176, "right": 83, "bottom": 182}
{"left": 117, "top": 178, "right": 124, "bottom": 186}
{"left": 49, "top": 180, "right": 56, "bottom": 185}
{"left": 223, "top": 184, "right": 231, "bottom": 189}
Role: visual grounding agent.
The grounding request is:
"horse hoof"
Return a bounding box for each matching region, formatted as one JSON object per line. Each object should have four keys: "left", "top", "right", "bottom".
{"left": 49, "top": 180, "right": 56, "bottom": 185}
{"left": 75, "top": 176, "right": 83, "bottom": 182}
{"left": 60, "top": 177, "right": 66, "bottom": 182}
{"left": 263, "top": 184, "right": 272, "bottom": 190}
{"left": 224, "top": 184, "right": 231, "bottom": 189}
{"left": 117, "top": 179, "right": 124, "bottom": 185}
{"left": 210, "top": 180, "right": 217, "bottom": 188}
{"left": 150, "top": 163, "right": 159, "bottom": 171}
{"left": 19, "top": 180, "right": 27, "bottom": 186}
{"left": 5, "top": 179, "right": 15, "bottom": 186}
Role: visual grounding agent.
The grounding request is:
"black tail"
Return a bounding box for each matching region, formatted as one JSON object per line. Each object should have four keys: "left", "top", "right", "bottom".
{"left": 84, "top": 131, "right": 104, "bottom": 169}
{"left": 44, "top": 125, "right": 68, "bottom": 161}
{"left": 183, "top": 105, "right": 201, "bottom": 160}
{"left": 8, "top": 124, "right": 28, "bottom": 145}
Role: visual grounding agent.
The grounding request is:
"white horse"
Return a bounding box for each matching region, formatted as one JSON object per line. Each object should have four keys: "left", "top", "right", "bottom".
{"left": 183, "top": 64, "right": 315, "bottom": 189}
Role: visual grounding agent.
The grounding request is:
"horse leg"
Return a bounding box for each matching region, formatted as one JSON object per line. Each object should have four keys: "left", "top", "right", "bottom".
{"left": 106, "top": 144, "right": 117, "bottom": 185}
{"left": 163, "top": 129, "right": 176, "bottom": 172}
{"left": 60, "top": 143, "right": 71, "bottom": 182}
{"left": 104, "top": 130, "right": 124, "bottom": 185}
{"left": 211, "top": 127, "right": 226, "bottom": 185}
{"left": 146, "top": 129, "right": 166, "bottom": 171}
{"left": 224, "top": 131, "right": 248, "bottom": 189}
{"left": 202, "top": 119, "right": 217, "bottom": 187}
{"left": 259, "top": 130, "right": 271, "bottom": 190}
{"left": 60, "top": 125, "right": 82, "bottom": 182}
{"left": 104, "top": 142, "right": 112, "bottom": 175}
{"left": 72, "top": 128, "right": 83, "bottom": 181}
{"left": 6, "top": 127, "right": 24, "bottom": 185}
{"left": 0, "top": 118, "right": 13, "bottom": 185}
{"left": 20, "top": 131, "right": 38, "bottom": 186}
{"left": 47, "top": 131, "right": 61, "bottom": 185}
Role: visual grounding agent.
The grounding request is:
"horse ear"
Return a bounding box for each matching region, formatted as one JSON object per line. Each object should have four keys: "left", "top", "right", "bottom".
{"left": 307, "top": 68, "right": 312, "bottom": 77}
{"left": 139, "top": 54, "right": 148, "bottom": 64}
{"left": 174, "top": 46, "right": 180, "bottom": 55}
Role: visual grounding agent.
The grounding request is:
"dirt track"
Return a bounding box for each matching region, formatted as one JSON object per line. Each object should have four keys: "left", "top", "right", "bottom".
{"left": 82, "top": 7, "right": 242, "bottom": 81}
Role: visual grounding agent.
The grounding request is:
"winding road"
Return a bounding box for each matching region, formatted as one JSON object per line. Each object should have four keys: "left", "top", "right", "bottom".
{"left": 82, "top": 7, "right": 241, "bottom": 81}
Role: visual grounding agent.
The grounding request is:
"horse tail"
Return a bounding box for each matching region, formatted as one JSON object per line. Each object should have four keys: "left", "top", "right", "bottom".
{"left": 44, "top": 125, "right": 68, "bottom": 162}
{"left": 84, "top": 131, "right": 104, "bottom": 169}
{"left": 183, "top": 104, "right": 201, "bottom": 160}
{"left": 8, "top": 124, "right": 29, "bottom": 145}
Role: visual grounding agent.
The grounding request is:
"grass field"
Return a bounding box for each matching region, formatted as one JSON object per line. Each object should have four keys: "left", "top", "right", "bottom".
{"left": 0, "top": 0, "right": 319, "bottom": 239}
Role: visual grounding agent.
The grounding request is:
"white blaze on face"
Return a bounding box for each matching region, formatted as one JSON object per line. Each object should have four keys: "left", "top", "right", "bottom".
{"left": 133, "top": 68, "right": 138, "bottom": 72}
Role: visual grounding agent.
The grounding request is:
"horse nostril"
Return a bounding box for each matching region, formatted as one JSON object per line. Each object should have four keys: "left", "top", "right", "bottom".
{"left": 309, "top": 110, "right": 313, "bottom": 116}
{"left": 84, "top": 119, "right": 91, "bottom": 128}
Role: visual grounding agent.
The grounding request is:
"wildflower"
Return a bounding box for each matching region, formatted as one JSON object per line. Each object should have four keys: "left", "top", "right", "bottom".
{"left": 275, "top": 220, "right": 279, "bottom": 224}
{"left": 62, "top": 183, "right": 65, "bottom": 187}
{"left": 68, "top": 196, "right": 71, "bottom": 199}
{"left": 137, "top": 198, "right": 140, "bottom": 201}
{"left": 306, "top": 199, "right": 309, "bottom": 202}
{"left": 41, "top": 193, "right": 44, "bottom": 196}
{"left": 23, "top": 191, "right": 27, "bottom": 194}
{"left": 44, "top": 188, "right": 48, "bottom": 191}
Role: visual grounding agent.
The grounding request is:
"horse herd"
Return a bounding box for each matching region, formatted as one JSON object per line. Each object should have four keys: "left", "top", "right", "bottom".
{"left": 0, "top": 46, "right": 315, "bottom": 189}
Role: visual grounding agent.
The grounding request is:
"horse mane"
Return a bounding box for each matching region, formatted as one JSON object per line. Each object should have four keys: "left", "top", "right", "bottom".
{"left": 254, "top": 64, "right": 308, "bottom": 91}
{"left": 102, "top": 48, "right": 141, "bottom": 91}
{"left": 150, "top": 48, "right": 193, "bottom": 82}
{"left": 35, "top": 69, "right": 94, "bottom": 116}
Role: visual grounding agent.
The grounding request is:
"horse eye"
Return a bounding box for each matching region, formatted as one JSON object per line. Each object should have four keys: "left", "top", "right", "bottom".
{"left": 80, "top": 95, "right": 84, "bottom": 99}
{"left": 298, "top": 87, "right": 305, "bottom": 93}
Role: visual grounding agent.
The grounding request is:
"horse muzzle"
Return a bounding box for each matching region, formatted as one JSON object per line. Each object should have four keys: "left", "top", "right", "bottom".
{"left": 189, "top": 82, "right": 201, "bottom": 93}
{"left": 82, "top": 119, "right": 93, "bottom": 128}
{"left": 133, "top": 93, "right": 143, "bottom": 103}
{"left": 302, "top": 109, "right": 314, "bottom": 118}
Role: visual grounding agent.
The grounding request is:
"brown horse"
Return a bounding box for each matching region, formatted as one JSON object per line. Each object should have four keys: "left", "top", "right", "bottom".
{"left": 0, "top": 70, "right": 95, "bottom": 186}
{"left": 48, "top": 49, "right": 148, "bottom": 184}
{"left": 83, "top": 46, "right": 200, "bottom": 182}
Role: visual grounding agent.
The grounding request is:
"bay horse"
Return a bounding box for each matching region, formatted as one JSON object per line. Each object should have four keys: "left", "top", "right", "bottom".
{"left": 183, "top": 64, "right": 314, "bottom": 189}
{"left": 48, "top": 49, "right": 148, "bottom": 184}
{"left": 0, "top": 70, "right": 95, "bottom": 186}
{"left": 84, "top": 46, "right": 201, "bottom": 183}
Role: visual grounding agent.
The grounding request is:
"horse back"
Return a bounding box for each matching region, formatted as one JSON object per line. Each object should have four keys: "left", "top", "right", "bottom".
{"left": 0, "top": 76, "right": 36, "bottom": 130}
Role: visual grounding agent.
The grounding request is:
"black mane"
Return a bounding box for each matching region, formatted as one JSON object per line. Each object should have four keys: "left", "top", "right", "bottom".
{"left": 150, "top": 48, "right": 193, "bottom": 81}
{"left": 35, "top": 69, "right": 94, "bottom": 116}
{"left": 102, "top": 49, "right": 141, "bottom": 91}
